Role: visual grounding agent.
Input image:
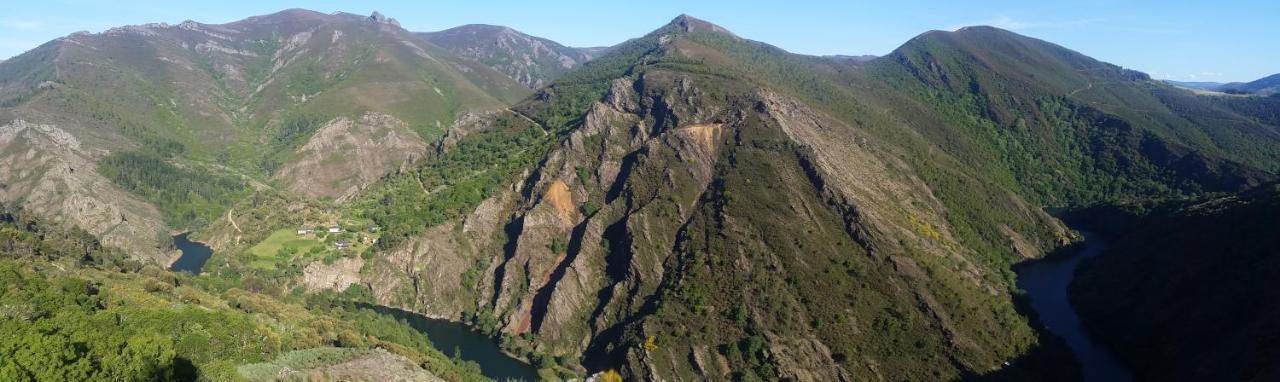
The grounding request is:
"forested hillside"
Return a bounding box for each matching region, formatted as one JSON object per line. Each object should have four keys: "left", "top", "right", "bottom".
{"left": 1069, "top": 184, "right": 1280, "bottom": 382}
{"left": 0, "top": 205, "right": 491, "bottom": 381}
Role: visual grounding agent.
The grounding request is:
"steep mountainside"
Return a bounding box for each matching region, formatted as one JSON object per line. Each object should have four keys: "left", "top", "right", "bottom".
{"left": 418, "top": 25, "right": 605, "bottom": 88}
{"left": 0, "top": 9, "right": 530, "bottom": 260}
{"left": 337, "top": 16, "right": 1280, "bottom": 380}
{"left": 0, "top": 120, "right": 170, "bottom": 261}
{"left": 1070, "top": 184, "right": 1280, "bottom": 382}
{"left": 274, "top": 112, "right": 428, "bottom": 201}
{"left": 867, "top": 26, "right": 1278, "bottom": 206}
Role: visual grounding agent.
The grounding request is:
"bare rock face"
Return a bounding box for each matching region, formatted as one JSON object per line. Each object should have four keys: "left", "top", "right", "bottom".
{"left": 302, "top": 257, "right": 364, "bottom": 292}
{"left": 368, "top": 11, "right": 400, "bottom": 27}
{"left": 0, "top": 120, "right": 169, "bottom": 262}
{"left": 274, "top": 112, "right": 427, "bottom": 202}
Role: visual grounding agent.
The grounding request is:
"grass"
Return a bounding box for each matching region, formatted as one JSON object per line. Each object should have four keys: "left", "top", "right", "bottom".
{"left": 243, "top": 226, "right": 380, "bottom": 270}
{"left": 237, "top": 347, "right": 373, "bottom": 381}
{"left": 244, "top": 229, "right": 326, "bottom": 269}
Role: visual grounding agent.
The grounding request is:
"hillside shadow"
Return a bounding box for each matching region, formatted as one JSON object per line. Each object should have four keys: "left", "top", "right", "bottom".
{"left": 956, "top": 283, "right": 1082, "bottom": 382}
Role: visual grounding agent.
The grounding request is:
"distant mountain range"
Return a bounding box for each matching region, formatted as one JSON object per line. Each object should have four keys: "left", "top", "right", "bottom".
{"left": 1162, "top": 80, "right": 1226, "bottom": 90}
{"left": 1164, "top": 73, "right": 1280, "bottom": 95}
{"left": 417, "top": 24, "right": 608, "bottom": 89}
{"left": 0, "top": 8, "right": 1277, "bottom": 382}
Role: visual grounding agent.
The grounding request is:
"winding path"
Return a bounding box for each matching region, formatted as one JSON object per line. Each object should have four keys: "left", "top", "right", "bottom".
{"left": 226, "top": 207, "right": 242, "bottom": 233}
{"left": 1068, "top": 81, "right": 1093, "bottom": 97}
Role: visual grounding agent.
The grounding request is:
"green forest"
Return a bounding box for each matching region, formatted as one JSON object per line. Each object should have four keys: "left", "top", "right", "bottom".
{"left": 0, "top": 206, "right": 489, "bottom": 381}
{"left": 98, "top": 152, "right": 250, "bottom": 230}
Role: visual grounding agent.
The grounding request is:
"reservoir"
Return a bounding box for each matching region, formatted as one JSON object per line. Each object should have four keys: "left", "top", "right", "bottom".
{"left": 169, "top": 233, "right": 213, "bottom": 275}
{"left": 1016, "top": 231, "right": 1131, "bottom": 382}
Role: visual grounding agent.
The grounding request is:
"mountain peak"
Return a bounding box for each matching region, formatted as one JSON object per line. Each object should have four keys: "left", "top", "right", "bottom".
{"left": 953, "top": 25, "right": 1013, "bottom": 34}
{"left": 666, "top": 14, "right": 733, "bottom": 35}
{"left": 369, "top": 11, "right": 400, "bottom": 27}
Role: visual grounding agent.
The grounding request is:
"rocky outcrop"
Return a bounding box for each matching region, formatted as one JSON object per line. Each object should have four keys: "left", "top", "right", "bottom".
{"left": 274, "top": 112, "right": 427, "bottom": 202}
{"left": 418, "top": 25, "right": 598, "bottom": 88}
{"left": 0, "top": 120, "right": 169, "bottom": 262}
{"left": 272, "top": 349, "right": 444, "bottom": 382}
{"left": 366, "top": 65, "right": 1072, "bottom": 380}
{"left": 303, "top": 257, "right": 364, "bottom": 292}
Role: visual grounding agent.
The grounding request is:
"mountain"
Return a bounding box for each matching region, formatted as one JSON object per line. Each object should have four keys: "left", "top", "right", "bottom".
{"left": 1164, "top": 73, "right": 1280, "bottom": 96}
{"left": 1162, "top": 79, "right": 1225, "bottom": 91}
{"left": 1219, "top": 73, "right": 1280, "bottom": 95}
{"left": 826, "top": 54, "right": 878, "bottom": 63}
{"left": 332, "top": 16, "right": 1279, "bottom": 380}
{"left": 2, "top": 8, "right": 1279, "bottom": 381}
{"left": 418, "top": 24, "right": 606, "bottom": 88}
{"left": 1069, "top": 183, "right": 1280, "bottom": 381}
{"left": 0, "top": 9, "right": 530, "bottom": 261}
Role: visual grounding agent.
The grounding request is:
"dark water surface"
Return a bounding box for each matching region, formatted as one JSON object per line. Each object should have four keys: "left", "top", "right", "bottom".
{"left": 1016, "top": 232, "right": 1132, "bottom": 382}
{"left": 169, "top": 233, "right": 212, "bottom": 275}
{"left": 372, "top": 305, "right": 539, "bottom": 381}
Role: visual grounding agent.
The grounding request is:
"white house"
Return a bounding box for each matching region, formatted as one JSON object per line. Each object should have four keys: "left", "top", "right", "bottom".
{"left": 328, "top": 226, "right": 341, "bottom": 233}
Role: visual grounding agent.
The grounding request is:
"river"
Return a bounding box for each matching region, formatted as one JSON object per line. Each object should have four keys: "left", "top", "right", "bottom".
{"left": 370, "top": 305, "right": 540, "bottom": 381}
{"left": 169, "top": 233, "right": 213, "bottom": 275}
{"left": 167, "top": 231, "right": 535, "bottom": 379}
{"left": 1016, "top": 231, "right": 1132, "bottom": 382}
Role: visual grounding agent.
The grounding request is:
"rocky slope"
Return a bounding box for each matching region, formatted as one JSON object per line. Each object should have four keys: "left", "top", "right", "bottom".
{"left": 274, "top": 112, "right": 427, "bottom": 201}
{"left": 419, "top": 24, "right": 605, "bottom": 88}
{"left": 346, "top": 15, "right": 1280, "bottom": 380}
{"left": 0, "top": 120, "right": 169, "bottom": 262}
{"left": 0, "top": 9, "right": 530, "bottom": 261}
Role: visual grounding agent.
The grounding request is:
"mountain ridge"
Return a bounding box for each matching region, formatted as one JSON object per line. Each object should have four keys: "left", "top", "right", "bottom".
{"left": 0, "top": 8, "right": 532, "bottom": 260}
{"left": 0, "top": 9, "right": 1277, "bottom": 381}
{"left": 417, "top": 24, "right": 604, "bottom": 88}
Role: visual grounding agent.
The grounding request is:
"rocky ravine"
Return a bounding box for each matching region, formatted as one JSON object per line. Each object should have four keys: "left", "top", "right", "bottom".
{"left": 275, "top": 112, "right": 428, "bottom": 202}
{"left": 355, "top": 67, "right": 1068, "bottom": 380}
{"left": 0, "top": 120, "right": 170, "bottom": 262}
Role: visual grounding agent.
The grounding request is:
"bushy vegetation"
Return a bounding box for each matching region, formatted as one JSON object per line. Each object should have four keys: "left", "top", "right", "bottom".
{"left": 0, "top": 206, "right": 488, "bottom": 382}
{"left": 1070, "top": 183, "right": 1280, "bottom": 382}
{"left": 357, "top": 116, "right": 547, "bottom": 249}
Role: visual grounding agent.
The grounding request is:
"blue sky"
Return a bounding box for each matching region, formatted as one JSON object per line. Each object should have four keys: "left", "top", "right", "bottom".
{"left": 1, "top": 0, "right": 1275, "bottom": 82}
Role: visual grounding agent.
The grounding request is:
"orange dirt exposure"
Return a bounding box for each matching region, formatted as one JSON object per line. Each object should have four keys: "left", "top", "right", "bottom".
{"left": 545, "top": 180, "right": 575, "bottom": 224}
{"left": 680, "top": 123, "right": 723, "bottom": 152}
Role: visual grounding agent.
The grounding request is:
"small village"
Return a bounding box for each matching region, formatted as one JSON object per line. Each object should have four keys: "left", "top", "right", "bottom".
{"left": 240, "top": 218, "right": 381, "bottom": 270}
{"left": 295, "top": 222, "right": 380, "bottom": 250}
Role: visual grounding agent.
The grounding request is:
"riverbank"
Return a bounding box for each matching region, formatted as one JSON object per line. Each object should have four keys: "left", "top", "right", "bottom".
{"left": 1015, "top": 231, "right": 1131, "bottom": 382}
{"left": 169, "top": 233, "right": 214, "bottom": 275}
{"left": 364, "top": 304, "right": 540, "bottom": 381}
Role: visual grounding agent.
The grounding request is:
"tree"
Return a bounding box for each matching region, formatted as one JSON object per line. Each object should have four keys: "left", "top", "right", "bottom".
{"left": 600, "top": 369, "right": 624, "bottom": 382}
